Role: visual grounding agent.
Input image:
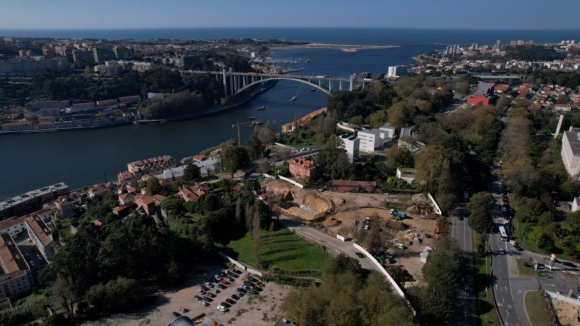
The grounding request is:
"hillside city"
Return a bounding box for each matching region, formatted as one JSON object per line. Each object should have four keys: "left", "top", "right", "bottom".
{"left": 3, "top": 33, "right": 580, "bottom": 326}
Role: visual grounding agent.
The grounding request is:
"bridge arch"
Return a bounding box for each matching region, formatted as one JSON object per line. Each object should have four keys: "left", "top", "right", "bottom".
{"left": 235, "top": 77, "right": 332, "bottom": 96}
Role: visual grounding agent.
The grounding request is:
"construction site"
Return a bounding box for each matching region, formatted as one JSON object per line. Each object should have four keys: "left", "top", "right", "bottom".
{"left": 262, "top": 180, "right": 450, "bottom": 283}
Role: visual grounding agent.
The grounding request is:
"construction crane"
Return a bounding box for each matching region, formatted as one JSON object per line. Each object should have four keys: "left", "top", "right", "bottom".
{"left": 232, "top": 120, "right": 256, "bottom": 146}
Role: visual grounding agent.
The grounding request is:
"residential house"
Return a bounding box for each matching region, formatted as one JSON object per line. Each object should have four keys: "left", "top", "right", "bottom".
{"left": 0, "top": 216, "right": 27, "bottom": 238}
{"left": 135, "top": 194, "right": 155, "bottom": 216}
{"left": 179, "top": 184, "right": 210, "bottom": 202}
{"left": 288, "top": 157, "right": 319, "bottom": 179}
{"left": 468, "top": 82, "right": 496, "bottom": 106}
{"left": 118, "top": 193, "right": 136, "bottom": 205}
{"left": 88, "top": 184, "right": 110, "bottom": 198}
{"left": 112, "top": 202, "right": 137, "bottom": 218}
{"left": 396, "top": 168, "right": 417, "bottom": 184}
{"left": 561, "top": 127, "right": 580, "bottom": 179}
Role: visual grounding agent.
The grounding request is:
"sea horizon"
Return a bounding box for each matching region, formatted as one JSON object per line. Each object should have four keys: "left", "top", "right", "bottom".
{"left": 0, "top": 27, "right": 578, "bottom": 45}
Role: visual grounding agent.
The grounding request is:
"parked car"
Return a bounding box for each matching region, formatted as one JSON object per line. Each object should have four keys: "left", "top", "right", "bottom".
{"left": 179, "top": 307, "right": 189, "bottom": 313}
{"left": 199, "top": 300, "right": 208, "bottom": 306}
{"left": 248, "top": 276, "right": 258, "bottom": 283}
{"left": 355, "top": 252, "right": 364, "bottom": 258}
{"left": 218, "top": 284, "right": 227, "bottom": 289}
{"left": 212, "top": 288, "right": 220, "bottom": 294}
{"left": 227, "top": 271, "right": 238, "bottom": 278}
{"left": 226, "top": 298, "right": 236, "bottom": 305}
{"left": 197, "top": 289, "right": 206, "bottom": 295}
{"left": 205, "top": 282, "right": 214, "bottom": 288}
{"left": 225, "top": 276, "right": 234, "bottom": 282}
{"left": 220, "top": 301, "right": 230, "bottom": 307}
{"left": 204, "top": 296, "right": 213, "bottom": 302}
{"left": 243, "top": 282, "right": 254, "bottom": 287}
{"left": 233, "top": 269, "right": 242, "bottom": 274}
{"left": 206, "top": 292, "right": 216, "bottom": 298}
{"left": 172, "top": 312, "right": 181, "bottom": 317}
{"left": 562, "top": 261, "right": 577, "bottom": 268}
{"left": 214, "top": 275, "right": 222, "bottom": 281}
{"left": 217, "top": 305, "right": 227, "bottom": 312}
{"left": 194, "top": 295, "right": 202, "bottom": 301}
{"left": 248, "top": 289, "right": 259, "bottom": 295}
{"left": 231, "top": 294, "right": 240, "bottom": 300}
{"left": 253, "top": 286, "right": 262, "bottom": 292}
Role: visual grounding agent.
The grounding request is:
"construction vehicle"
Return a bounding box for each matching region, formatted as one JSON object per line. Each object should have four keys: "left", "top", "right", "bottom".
{"left": 389, "top": 209, "right": 406, "bottom": 220}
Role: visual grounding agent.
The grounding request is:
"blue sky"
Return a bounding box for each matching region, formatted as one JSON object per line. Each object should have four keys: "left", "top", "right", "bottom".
{"left": 0, "top": 0, "right": 578, "bottom": 30}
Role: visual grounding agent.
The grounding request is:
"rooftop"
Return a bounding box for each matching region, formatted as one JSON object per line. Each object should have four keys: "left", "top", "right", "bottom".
{"left": 25, "top": 216, "right": 52, "bottom": 247}
{"left": 564, "top": 128, "right": 580, "bottom": 156}
{"left": 0, "top": 233, "right": 29, "bottom": 275}
{"left": 0, "top": 183, "right": 68, "bottom": 211}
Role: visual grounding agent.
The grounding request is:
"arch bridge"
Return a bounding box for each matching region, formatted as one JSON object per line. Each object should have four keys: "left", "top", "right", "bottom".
{"left": 182, "top": 69, "right": 371, "bottom": 97}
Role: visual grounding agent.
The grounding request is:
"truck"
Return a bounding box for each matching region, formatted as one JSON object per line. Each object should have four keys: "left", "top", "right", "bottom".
{"left": 389, "top": 209, "right": 406, "bottom": 220}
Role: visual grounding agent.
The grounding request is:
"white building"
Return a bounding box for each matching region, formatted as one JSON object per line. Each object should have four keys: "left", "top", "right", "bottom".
{"left": 379, "top": 123, "right": 396, "bottom": 139}
{"left": 358, "top": 129, "right": 383, "bottom": 153}
{"left": 561, "top": 127, "right": 580, "bottom": 179}
{"left": 0, "top": 233, "right": 33, "bottom": 300}
{"left": 25, "top": 216, "right": 54, "bottom": 261}
{"left": 340, "top": 134, "right": 359, "bottom": 163}
{"left": 132, "top": 61, "right": 154, "bottom": 72}
{"left": 387, "top": 65, "right": 408, "bottom": 78}
{"left": 396, "top": 168, "right": 417, "bottom": 184}
{"left": 0, "top": 216, "right": 26, "bottom": 238}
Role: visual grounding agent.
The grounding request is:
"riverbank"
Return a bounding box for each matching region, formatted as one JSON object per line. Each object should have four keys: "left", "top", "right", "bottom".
{"left": 271, "top": 43, "right": 399, "bottom": 52}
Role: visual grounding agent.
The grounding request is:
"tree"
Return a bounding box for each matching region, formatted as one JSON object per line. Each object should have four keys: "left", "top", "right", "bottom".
{"left": 565, "top": 211, "right": 580, "bottom": 235}
{"left": 414, "top": 144, "right": 446, "bottom": 193}
{"left": 257, "top": 126, "right": 276, "bottom": 146}
{"left": 244, "top": 132, "right": 264, "bottom": 161}
{"left": 467, "top": 192, "right": 494, "bottom": 234}
{"left": 221, "top": 146, "right": 250, "bottom": 177}
{"left": 146, "top": 176, "right": 162, "bottom": 195}
{"left": 385, "top": 146, "right": 414, "bottom": 171}
{"left": 182, "top": 162, "right": 201, "bottom": 181}
{"left": 51, "top": 275, "right": 81, "bottom": 318}
{"left": 437, "top": 193, "right": 458, "bottom": 216}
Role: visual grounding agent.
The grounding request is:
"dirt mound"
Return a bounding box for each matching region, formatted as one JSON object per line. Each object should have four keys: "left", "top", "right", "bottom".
{"left": 303, "top": 194, "right": 329, "bottom": 213}
{"left": 388, "top": 220, "right": 409, "bottom": 230}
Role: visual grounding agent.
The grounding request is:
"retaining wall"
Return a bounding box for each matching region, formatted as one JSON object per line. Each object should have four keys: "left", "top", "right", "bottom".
{"left": 353, "top": 243, "right": 417, "bottom": 316}
{"left": 279, "top": 175, "right": 304, "bottom": 189}
{"left": 218, "top": 252, "right": 263, "bottom": 277}
{"left": 427, "top": 193, "right": 442, "bottom": 215}
{"left": 546, "top": 290, "right": 580, "bottom": 306}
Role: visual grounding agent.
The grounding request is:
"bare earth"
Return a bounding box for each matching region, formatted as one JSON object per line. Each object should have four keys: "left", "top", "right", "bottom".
{"left": 263, "top": 180, "right": 436, "bottom": 284}
{"left": 83, "top": 263, "right": 291, "bottom": 326}
{"left": 551, "top": 298, "right": 580, "bottom": 326}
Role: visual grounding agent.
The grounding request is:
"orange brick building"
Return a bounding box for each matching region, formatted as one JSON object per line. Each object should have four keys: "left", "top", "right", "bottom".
{"left": 289, "top": 157, "right": 319, "bottom": 179}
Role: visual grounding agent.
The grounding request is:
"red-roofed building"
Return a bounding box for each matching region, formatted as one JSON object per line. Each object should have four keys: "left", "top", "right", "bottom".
{"left": 112, "top": 202, "right": 137, "bottom": 217}
{"left": 289, "top": 157, "right": 319, "bottom": 179}
{"left": 25, "top": 216, "right": 54, "bottom": 261}
{"left": 179, "top": 184, "right": 210, "bottom": 202}
{"left": 494, "top": 84, "right": 510, "bottom": 93}
{"left": 117, "top": 171, "right": 135, "bottom": 185}
{"left": 135, "top": 194, "right": 156, "bottom": 216}
{"left": 118, "top": 193, "right": 136, "bottom": 205}
{"left": 0, "top": 233, "right": 32, "bottom": 300}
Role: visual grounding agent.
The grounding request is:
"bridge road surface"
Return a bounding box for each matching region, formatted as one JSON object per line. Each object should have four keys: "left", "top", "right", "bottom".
{"left": 450, "top": 204, "right": 477, "bottom": 326}
{"left": 488, "top": 166, "right": 531, "bottom": 326}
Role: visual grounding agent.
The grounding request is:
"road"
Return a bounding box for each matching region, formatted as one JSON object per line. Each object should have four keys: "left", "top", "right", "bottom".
{"left": 489, "top": 166, "right": 533, "bottom": 326}
{"left": 450, "top": 205, "right": 477, "bottom": 326}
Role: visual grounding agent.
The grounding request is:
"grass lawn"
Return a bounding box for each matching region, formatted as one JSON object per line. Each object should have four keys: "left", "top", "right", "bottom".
{"left": 525, "top": 291, "right": 552, "bottom": 326}
{"left": 516, "top": 259, "right": 536, "bottom": 276}
{"left": 220, "top": 226, "right": 333, "bottom": 276}
{"left": 474, "top": 233, "right": 501, "bottom": 326}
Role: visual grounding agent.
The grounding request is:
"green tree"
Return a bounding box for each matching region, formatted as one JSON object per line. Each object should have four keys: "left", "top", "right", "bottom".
{"left": 565, "top": 211, "right": 580, "bottom": 235}
{"left": 385, "top": 146, "right": 414, "bottom": 171}
{"left": 51, "top": 275, "right": 81, "bottom": 318}
{"left": 437, "top": 193, "right": 458, "bottom": 216}
{"left": 146, "top": 176, "right": 162, "bottom": 195}
{"left": 244, "top": 131, "right": 265, "bottom": 161}
{"left": 182, "top": 162, "right": 201, "bottom": 181}
{"left": 222, "top": 146, "right": 250, "bottom": 177}
{"left": 467, "top": 192, "right": 494, "bottom": 234}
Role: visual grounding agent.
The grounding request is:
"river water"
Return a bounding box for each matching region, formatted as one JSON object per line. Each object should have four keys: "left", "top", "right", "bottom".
{"left": 0, "top": 43, "right": 457, "bottom": 199}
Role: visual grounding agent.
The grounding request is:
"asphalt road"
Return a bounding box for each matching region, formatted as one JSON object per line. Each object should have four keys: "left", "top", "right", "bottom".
{"left": 450, "top": 205, "right": 477, "bottom": 326}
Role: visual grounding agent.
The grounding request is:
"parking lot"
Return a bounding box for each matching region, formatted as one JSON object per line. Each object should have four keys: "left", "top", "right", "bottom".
{"left": 83, "top": 263, "right": 292, "bottom": 326}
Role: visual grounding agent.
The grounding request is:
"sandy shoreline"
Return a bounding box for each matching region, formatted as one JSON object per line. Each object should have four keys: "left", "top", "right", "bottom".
{"left": 271, "top": 43, "right": 399, "bottom": 52}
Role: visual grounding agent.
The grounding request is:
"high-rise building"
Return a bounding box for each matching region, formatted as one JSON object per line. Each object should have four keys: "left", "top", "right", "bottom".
{"left": 0, "top": 233, "right": 33, "bottom": 301}
{"left": 113, "top": 46, "right": 132, "bottom": 60}
{"left": 0, "top": 183, "right": 69, "bottom": 220}
{"left": 72, "top": 50, "right": 95, "bottom": 63}
{"left": 340, "top": 134, "right": 359, "bottom": 163}
{"left": 387, "top": 65, "right": 408, "bottom": 78}
{"left": 93, "top": 47, "right": 116, "bottom": 63}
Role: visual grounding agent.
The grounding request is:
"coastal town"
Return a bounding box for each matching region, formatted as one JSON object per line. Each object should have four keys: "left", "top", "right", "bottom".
{"left": 4, "top": 25, "right": 580, "bottom": 326}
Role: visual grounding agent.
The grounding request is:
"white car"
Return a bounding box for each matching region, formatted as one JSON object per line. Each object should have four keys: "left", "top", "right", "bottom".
{"left": 199, "top": 300, "right": 208, "bottom": 306}
{"left": 509, "top": 240, "right": 516, "bottom": 246}
{"left": 217, "top": 305, "right": 227, "bottom": 312}
{"left": 364, "top": 225, "right": 370, "bottom": 230}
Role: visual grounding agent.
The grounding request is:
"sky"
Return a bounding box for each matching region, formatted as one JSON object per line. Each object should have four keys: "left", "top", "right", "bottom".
{"left": 0, "top": 0, "right": 579, "bottom": 30}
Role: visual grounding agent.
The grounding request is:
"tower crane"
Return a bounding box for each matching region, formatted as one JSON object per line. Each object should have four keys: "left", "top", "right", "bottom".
{"left": 232, "top": 120, "right": 256, "bottom": 146}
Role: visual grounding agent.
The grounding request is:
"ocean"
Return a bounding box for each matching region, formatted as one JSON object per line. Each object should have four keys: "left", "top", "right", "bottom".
{"left": 0, "top": 27, "right": 578, "bottom": 46}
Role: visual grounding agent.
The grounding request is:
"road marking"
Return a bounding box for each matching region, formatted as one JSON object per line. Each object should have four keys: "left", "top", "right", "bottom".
{"left": 497, "top": 303, "right": 503, "bottom": 307}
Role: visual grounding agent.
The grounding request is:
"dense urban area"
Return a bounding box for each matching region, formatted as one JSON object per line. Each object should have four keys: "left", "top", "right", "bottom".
{"left": 3, "top": 34, "right": 580, "bottom": 326}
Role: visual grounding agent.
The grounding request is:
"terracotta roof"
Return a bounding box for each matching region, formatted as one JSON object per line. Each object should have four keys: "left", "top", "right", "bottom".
{"left": 112, "top": 202, "right": 137, "bottom": 213}
{"left": 0, "top": 216, "right": 26, "bottom": 231}
{"left": 152, "top": 194, "right": 167, "bottom": 202}
{"left": 0, "top": 233, "right": 29, "bottom": 274}
{"left": 136, "top": 194, "right": 155, "bottom": 205}
{"left": 24, "top": 216, "right": 52, "bottom": 247}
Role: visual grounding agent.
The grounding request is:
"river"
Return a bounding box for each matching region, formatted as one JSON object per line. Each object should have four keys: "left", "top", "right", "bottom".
{"left": 1, "top": 44, "right": 440, "bottom": 199}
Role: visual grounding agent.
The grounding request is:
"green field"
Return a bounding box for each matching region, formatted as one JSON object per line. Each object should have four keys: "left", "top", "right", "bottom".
{"left": 525, "top": 291, "right": 553, "bottom": 326}
{"left": 220, "top": 227, "right": 333, "bottom": 276}
{"left": 516, "top": 259, "right": 537, "bottom": 276}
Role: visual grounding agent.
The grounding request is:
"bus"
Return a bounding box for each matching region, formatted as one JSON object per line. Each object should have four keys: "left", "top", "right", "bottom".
{"left": 498, "top": 225, "right": 508, "bottom": 241}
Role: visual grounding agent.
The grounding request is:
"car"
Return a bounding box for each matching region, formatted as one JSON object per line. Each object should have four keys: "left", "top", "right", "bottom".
{"left": 222, "top": 269, "right": 229, "bottom": 274}
{"left": 226, "top": 298, "right": 236, "bottom": 305}
{"left": 513, "top": 245, "right": 523, "bottom": 251}
{"left": 201, "top": 285, "right": 209, "bottom": 291}
{"left": 214, "top": 275, "right": 222, "bottom": 281}
{"left": 206, "top": 292, "right": 216, "bottom": 298}
{"left": 28, "top": 239, "right": 33, "bottom": 243}
{"left": 218, "top": 284, "right": 227, "bottom": 289}
{"left": 509, "top": 240, "right": 516, "bottom": 246}
{"left": 205, "top": 282, "right": 214, "bottom": 288}
{"left": 172, "top": 312, "right": 181, "bottom": 317}
{"left": 197, "top": 289, "right": 206, "bottom": 295}
{"left": 240, "top": 284, "right": 248, "bottom": 290}
{"left": 227, "top": 271, "right": 238, "bottom": 278}
{"left": 248, "top": 276, "right": 258, "bottom": 283}
{"left": 252, "top": 286, "right": 262, "bottom": 292}
{"left": 562, "top": 261, "right": 577, "bottom": 268}
{"left": 498, "top": 249, "right": 506, "bottom": 255}
{"left": 364, "top": 225, "right": 370, "bottom": 230}
{"left": 248, "top": 289, "right": 259, "bottom": 295}
{"left": 194, "top": 295, "right": 202, "bottom": 301}
{"left": 179, "top": 307, "right": 189, "bottom": 313}
{"left": 231, "top": 294, "right": 240, "bottom": 300}
{"left": 212, "top": 288, "right": 220, "bottom": 294}
{"left": 387, "top": 252, "right": 395, "bottom": 259}
{"left": 243, "top": 282, "right": 253, "bottom": 287}
{"left": 233, "top": 269, "right": 242, "bottom": 274}
{"left": 225, "top": 276, "right": 234, "bottom": 282}
{"left": 220, "top": 301, "right": 230, "bottom": 307}
{"left": 199, "top": 300, "right": 208, "bottom": 306}
{"left": 204, "top": 296, "right": 213, "bottom": 302}
{"left": 217, "top": 305, "right": 227, "bottom": 312}
{"left": 355, "top": 252, "right": 364, "bottom": 258}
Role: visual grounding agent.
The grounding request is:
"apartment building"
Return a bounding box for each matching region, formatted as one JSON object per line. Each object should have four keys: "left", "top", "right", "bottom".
{"left": 0, "top": 233, "right": 33, "bottom": 301}
{"left": 288, "top": 157, "right": 319, "bottom": 179}
{"left": 340, "top": 134, "right": 360, "bottom": 163}
{"left": 561, "top": 127, "right": 580, "bottom": 179}
{"left": 0, "top": 183, "right": 69, "bottom": 221}
{"left": 25, "top": 216, "right": 54, "bottom": 261}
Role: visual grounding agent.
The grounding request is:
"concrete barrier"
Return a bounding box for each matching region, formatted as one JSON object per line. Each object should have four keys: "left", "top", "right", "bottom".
{"left": 427, "top": 192, "right": 442, "bottom": 215}
{"left": 336, "top": 234, "right": 346, "bottom": 241}
{"left": 219, "top": 252, "right": 246, "bottom": 271}
{"left": 279, "top": 175, "right": 304, "bottom": 189}
{"left": 546, "top": 290, "right": 580, "bottom": 306}
{"left": 246, "top": 268, "right": 263, "bottom": 277}
{"left": 263, "top": 173, "right": 276, "bottom": 180}
{"left": 353, "top": 243, "right": 416, "bottom": 316}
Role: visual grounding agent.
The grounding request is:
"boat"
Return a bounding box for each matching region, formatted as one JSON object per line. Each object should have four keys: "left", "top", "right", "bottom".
{"left": 305, "top": 59, "right": 310, "bottom": 63}
{"left": 291, "top": 96, "right": 297, "bottom": 101}
{"left": 309, "top": 88, "right": 316, "bottom": 92}
{"left": 257, "top": 105, "right": 266, "bottom": 111}
{"left": 252, "top": 121, "right": 264, "bottom": 126}
{"left": 248, "top": 116, "right": 256, "bottom": 120}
